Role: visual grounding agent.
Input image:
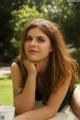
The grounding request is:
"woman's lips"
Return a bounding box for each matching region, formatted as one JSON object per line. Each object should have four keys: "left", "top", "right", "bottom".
{"left": 28, "top": 50, "right": 39, "bottom": 53}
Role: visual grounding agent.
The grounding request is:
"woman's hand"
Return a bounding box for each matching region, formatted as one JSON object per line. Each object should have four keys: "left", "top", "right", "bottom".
{"left": 23, "top": 59, "right": 38, "bottom": 75}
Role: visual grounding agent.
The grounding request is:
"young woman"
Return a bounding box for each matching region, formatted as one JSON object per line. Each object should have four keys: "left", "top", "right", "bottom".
{"left": 11, "top": 19, "right": 80, "bottom": 120}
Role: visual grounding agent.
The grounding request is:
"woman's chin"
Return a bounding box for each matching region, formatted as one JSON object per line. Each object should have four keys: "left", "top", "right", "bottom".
{"left": 28, "top": 58, "right": 40, "bottom": 63}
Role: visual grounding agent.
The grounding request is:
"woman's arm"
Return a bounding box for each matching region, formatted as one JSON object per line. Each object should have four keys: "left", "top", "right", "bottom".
{"left": 14, "top": 74, "right": 72, "bottom": 120}
{"left": 11, "top": 61, "right": 37, "bottom": 114}
{"left": 14, "top": 106, "right": 56, "bottom": 120}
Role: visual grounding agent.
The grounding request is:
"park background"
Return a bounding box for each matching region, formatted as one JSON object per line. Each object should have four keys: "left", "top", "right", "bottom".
{"left": 0, "top": 0, "right": 80, "bottom": 105}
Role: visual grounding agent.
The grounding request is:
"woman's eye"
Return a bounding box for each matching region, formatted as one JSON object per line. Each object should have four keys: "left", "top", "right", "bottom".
{"left": 37, "top": 37, "right": 45, "bottom": 43}
{"left": 25, "top": 36, "right": 32, "bottom": 41}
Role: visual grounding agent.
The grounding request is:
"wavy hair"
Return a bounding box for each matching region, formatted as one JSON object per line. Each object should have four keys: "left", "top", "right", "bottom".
{"left": 18, "top": 19, "right": 78, "bottom": 96}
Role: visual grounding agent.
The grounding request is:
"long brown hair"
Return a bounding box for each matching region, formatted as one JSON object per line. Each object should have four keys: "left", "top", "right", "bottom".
{"left": 18, "top": 19, "right": 78, "bottom": 95}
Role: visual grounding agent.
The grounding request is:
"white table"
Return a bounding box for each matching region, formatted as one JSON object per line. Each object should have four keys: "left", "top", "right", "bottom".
{"left": 49, "top": 106, "right": 78, "bottom": 120}
{"left": 36, "top": 97, "right": 79, "bottom": 120}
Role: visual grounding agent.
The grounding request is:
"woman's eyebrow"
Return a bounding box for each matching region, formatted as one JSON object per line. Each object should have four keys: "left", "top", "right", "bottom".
{"left": 26, "top": 34, "right": 47, "bottom": 39}
{"left": 36, "top": 35, "right": 45, "bottom": 38}
{"left": 26, "top": 34, "right": 31, "bottom": 37}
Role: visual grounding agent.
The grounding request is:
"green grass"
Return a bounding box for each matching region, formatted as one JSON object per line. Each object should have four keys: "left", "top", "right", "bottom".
{"left": 0, "top": 77, "right": 13, "bottom": 105}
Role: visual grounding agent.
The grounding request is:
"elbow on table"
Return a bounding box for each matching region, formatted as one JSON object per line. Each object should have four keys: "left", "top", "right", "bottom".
{"left": 15, "top": 103, "right": 35, "bottom": 115}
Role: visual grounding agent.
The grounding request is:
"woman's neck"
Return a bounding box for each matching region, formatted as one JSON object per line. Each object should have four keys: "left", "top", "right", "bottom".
{"left": 35, "top": 57, "right": 49, "bottom": 74}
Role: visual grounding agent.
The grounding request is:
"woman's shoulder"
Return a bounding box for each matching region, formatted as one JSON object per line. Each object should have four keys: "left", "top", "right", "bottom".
{"left": 11, "top": 57, "right": 23, "bottom": 80}
{"left": 11, "top": 61, "right": 18, "bottom": 68}
{"left": 11, "top": 62, "right": 20, "bottom": 73}
{"left": 11, "top": 56, "right": 21, "bottom": 67}
{"left": 11, "top": 57, "right": 21, "bottom": 71}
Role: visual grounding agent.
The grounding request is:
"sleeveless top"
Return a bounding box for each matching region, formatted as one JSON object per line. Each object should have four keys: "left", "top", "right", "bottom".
{"left": 13, "top": 58, "right": 76, "bottom": 111}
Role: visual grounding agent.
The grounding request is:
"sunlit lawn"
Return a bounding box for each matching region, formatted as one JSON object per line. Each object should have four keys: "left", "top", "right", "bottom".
{"left": 0, "top": 77, "right": 13, "bottom": 105}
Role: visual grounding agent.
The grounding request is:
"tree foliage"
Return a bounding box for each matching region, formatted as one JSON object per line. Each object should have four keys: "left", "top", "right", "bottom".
{"left": 0, "top": 0, "right": 26, "bottom": 63}
{"left": 10, "top": 5, "right": 44, "bottom": 39}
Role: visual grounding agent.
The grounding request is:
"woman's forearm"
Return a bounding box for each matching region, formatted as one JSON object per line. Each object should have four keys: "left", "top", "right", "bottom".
{"left": 14, "top": 105, "right": 56, "bottom": 120}
{"left": 14, "top": 74, "right": 37, "bottom": 114}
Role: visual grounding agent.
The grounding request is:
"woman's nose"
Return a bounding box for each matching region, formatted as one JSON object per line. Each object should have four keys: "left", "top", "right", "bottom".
{"left": 30, "top": 39, "right": 37, "bottom": 46}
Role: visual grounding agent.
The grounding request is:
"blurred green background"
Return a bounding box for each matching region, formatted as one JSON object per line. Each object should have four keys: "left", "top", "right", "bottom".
{"left": 0, "top": 77, "right": 13, "bottom": 105}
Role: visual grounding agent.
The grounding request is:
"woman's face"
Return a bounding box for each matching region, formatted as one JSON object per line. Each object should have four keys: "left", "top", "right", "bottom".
{"left": 24, "top": 28, "right": 53, "bottom": 62}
